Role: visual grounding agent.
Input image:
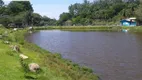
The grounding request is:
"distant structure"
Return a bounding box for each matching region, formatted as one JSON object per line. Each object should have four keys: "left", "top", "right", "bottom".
{"left": 120, "top": 17, "right": 137, "bottom": 26}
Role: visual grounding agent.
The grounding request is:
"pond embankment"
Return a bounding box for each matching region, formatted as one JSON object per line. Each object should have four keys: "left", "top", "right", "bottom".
{"left": 33, "top": 26, "right": 142, "bottom": 32}
{"left": 26, "top": 29, "right": 142, "bottom": 80}
{"left": 0, "top": 27, "right": 99, "bottom": 80}
{"left": 1, "top": 26, "right": 142, "bottom": 80}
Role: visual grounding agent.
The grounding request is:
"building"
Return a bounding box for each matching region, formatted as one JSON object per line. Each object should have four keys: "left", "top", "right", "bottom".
{"left": 120, "top": 17, "right": 137, "bottom": 26}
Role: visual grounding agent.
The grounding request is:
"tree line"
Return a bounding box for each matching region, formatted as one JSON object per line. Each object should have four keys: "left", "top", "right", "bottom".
{"left": 0, "top": 0, "right": 57, "bottom": 28}
{"left": 58, "top": 0, "right": 142, "bottom": 26}
{"left": 0, "top": 0, "right": 142, "bottom": 27}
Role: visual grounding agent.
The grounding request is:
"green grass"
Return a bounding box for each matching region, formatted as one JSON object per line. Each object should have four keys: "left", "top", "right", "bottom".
{"left": 1, "top": 26, "right": 142, "bottom": 80}
{"left": 34, "top": 26, "right": 120, "bottom": 31}
{"left": 0, "top": 27, "right": 99, "bottom": 80}
{"left": 0, "top": 40, "right": 25, "bottom": 80}
{"left": 33, "top": 26, "right": 142, "bottom": 32}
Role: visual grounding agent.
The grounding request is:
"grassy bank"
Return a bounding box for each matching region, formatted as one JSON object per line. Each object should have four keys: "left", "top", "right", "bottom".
{"left": 33, "top": 26, "right": 142, "bottom": 32}
{"left": 34, "top": 26, "right": 121, "bottom": 31}
{"left": 0, "top": 27, "right": 99, "bottom": 80}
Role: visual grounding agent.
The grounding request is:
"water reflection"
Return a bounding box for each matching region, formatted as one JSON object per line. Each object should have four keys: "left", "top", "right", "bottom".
{"left": 26, "top": 30, "right": 142, "bottom": 80}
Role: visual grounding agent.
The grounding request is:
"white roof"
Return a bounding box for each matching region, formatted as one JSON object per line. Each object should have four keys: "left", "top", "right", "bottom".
{"left": 129, "top": 17, "right": 136, "bottom": 20}
{"left": 124, "top": 17, "right": 136, "bottom": 21}
{"left": 126, "top": 19, "right": 131, "bottom": 21}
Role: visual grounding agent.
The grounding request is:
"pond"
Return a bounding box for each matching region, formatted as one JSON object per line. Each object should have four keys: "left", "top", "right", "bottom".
{"left": 26, "top": 30, "right": 142, "bottom": 80}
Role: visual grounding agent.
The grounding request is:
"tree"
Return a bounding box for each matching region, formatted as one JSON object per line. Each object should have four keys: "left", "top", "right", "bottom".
{"left": 41, "top": 16, "right": 57, "bottom": 26}
{"left": 0, "top": 0, "right": 4, "bottom": 14}
{"left": 0, "top": 0, "right": 4, "bottom": 7}
{"left": 31, "top": 13, "right": 42, "bottom": 26}
{"left": 0, "top": 0, "right": 57, "bottom": 27}
{"left": 135, "top": 4, "right": 142, "bottom": 23}
{"left": 58, "top": 12, "right": 71, "bottom": 25}
{"left": 58, "top": 0, "right": 140, "bottom": 26}
{"left": 5, "top": 1, "right": 34, "bottom": 27}
{"left": 0, "top": 16, "right": 11, "bottom": 27}
{"left": 0, "top": 1, "right": 34, "bottom": 27}
{"left": 7, "top": 1, "right": 33, "bottom": 15}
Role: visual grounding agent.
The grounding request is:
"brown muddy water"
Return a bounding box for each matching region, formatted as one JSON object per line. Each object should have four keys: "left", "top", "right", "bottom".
{"left": 26, "top": 30, "right": 142, "bottom": 80}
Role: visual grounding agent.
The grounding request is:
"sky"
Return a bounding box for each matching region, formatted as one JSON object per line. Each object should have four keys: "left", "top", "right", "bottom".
{"left": 3, "top": 0, "right": 94, "bottom": 20}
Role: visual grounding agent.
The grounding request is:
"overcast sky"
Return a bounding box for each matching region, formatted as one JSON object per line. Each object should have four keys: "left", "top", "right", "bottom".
{"left": 3, "top": 0, "right": 94, "bottom": 19}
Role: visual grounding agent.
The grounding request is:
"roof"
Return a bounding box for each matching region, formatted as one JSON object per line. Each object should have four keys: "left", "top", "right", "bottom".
{"left": 121, "top": 17, "right": 136, "bottom": 22}
{"left": 129, "top": 17, "right": 136, "bottom": 20}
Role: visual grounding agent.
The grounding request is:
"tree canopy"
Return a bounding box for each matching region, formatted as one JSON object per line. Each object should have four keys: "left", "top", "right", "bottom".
{"left": 0, "top": 0, "right": 57, "bottom": 28}
{"left": 0, "top": 0, "right": 142, "bottom": 27}
{"left": 58, "top": 0, "right": 142, "bottom": 26}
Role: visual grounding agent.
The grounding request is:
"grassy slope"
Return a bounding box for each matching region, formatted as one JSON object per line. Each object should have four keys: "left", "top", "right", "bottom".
{"left": 0, "top": 27, "right": 99, "bottom": 80}
{"left": 0, "top": 41, "right": 25, "bottom": 80}
{"left": 1, "top": 26, "right": 142, "bottom": 80}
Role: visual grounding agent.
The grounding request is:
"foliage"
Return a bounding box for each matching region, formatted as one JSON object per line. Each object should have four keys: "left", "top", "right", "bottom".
{"left": 0, "top": 0, "right": 4, "bottom": 7}
{"left": 58, "top": 0, "right": 142, "bottom": 26}
{"left": 7, "top": 1, "right": 33, "bottom": 15}
{"left": 41, "top": 16, "right": 57, "bottom": 26}
{"left": 0, "top": 0, "right": 57, "bottom": 28}
{"left": 1, "top": 0, "right": 142, "bottom": 27}
{"left": 135, "top": 4, "right": 142, "bottom": 24}
{"left": 58, "top": 12, "right": 72, "bottom": 26}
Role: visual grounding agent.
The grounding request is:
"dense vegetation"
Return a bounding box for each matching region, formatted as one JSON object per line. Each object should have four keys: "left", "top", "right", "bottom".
{"left": 58, "top": 0, "right": 142, "bottom": 26}
{"left": 0, "top": 0, "right": 142, "bottom": 27}
{"left": 0, "top": 0, "right": 57, "bottom": 27}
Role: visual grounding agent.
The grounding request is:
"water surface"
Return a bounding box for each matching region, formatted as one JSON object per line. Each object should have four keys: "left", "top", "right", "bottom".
{"left": 26, "top": 30, "right": 142, "bottom": 80}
